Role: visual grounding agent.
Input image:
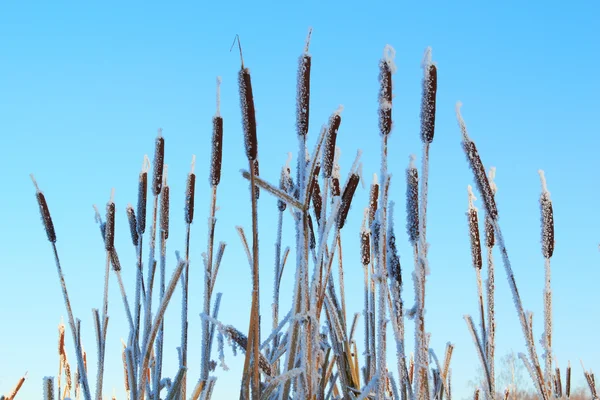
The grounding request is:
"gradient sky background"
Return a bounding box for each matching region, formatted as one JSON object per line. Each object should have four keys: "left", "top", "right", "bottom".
{"left": 1, "top": 1, "right": 599, "bottom": 399}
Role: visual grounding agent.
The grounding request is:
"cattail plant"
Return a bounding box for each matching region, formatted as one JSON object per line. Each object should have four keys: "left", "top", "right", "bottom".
{"left": 539, "top": 170, "right": 554, "bottom": 394}
{"left": 296, "top": 27, "right": 312, "bottom": 138}
{"left": 235, "top": 34, "right": 261, "bottom": 400}
{"left": 484, "top": 167, "right": 497, "bottom": 397}
{"left": 31, "top": 175, "right": 92, "bottom": 400}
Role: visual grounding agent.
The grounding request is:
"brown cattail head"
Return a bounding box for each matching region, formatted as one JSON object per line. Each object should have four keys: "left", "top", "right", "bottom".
{"left": 331, "top": 176, "right": 341, "bottom": 197}
{"left": 467, "top": 186, "right": 482, "bottom": 270}
{"left": 312, "top": 178, "right": 322, "bottom": 224}
{"left": 539, "top": 170, "right": 554, "bottom": 259}
{"left": 137, "top": 156, "right": 150, "bottom": 235}
{"left": 121, "top": 344, "right": 129, "bottom": 392}
{"left": 406, "top": 156, "right": 419, "bottom": 244}
{"left": 337, "top": 173, "right": 360, "bottom": 230}
{"left": 43, "top": 376, "right": 54, "bottom": 400}
{"left": 126, "top": 204, "right": 138, "bottom": 247}
{"left": 160, "top": 166, "right": 170, "bottom": 239}
{"left": 252, "top": 158, "right": 260, "bottom": 199}
{"left": 360, "top": 230, "right": 370, "bottom": 266}
{"left": 457, "top": 103, "right": 498, "bottom": 220}
{"left": 210, "top": 116, "right": 224, "bottom": 187}
{"left": 110, "top": 249, "right": 121, "bottom": 272}
{"left": 369, "top": 173, "right": 379, "bottom": 225}
{"left": 152, "top": 130, "right": 165, "bottom": 196}
{"left": 330, "top": 146, "right": 341, "bottom": 197}
{"left": 420, "top": 48, "right": 437, "bottom": 143}
{"left": 31, "top": 175, "right": 57, "bottom": 243}
{"left": 484, "top": 217, "right": 495, "bottom": 249}
{"left": 58, "top": 321, "right": 66, "bottom": 359}
{"left": 105, "top": 190, "right": 116, "bottom": 252}
{"left": 378, "top": 45, "right": 395, "bottom": 136}
{"left": 323, "top": 108, "right": 342, "bottom": 177}
{"left": 239, "top": 67, "right": 258, "bottom": 161}
{"left": 566, "top": 362, "right": 571, "bottom": 398}
{"left": 185, "top": 156, "right": 196, "bottom": 224}
{"left": 388, "top": 230, "right": 402, "bottom": 288}
{"left": 296, "top": 28, "right": 312, "bottom": 137}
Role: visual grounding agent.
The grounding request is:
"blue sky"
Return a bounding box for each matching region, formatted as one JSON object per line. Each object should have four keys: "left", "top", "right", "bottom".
{"left": 1, "top": 1, "right": 599, "bottom": 399}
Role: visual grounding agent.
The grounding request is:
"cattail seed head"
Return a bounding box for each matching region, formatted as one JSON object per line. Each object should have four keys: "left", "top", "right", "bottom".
{"left": 378, "top": 45, "right": 395, "bottom": 136}
{"left": 323, "top": 109, "right": 342, "bottom": 177}
{"left": 152, "top": 131, "right": 165, "bottom": 196}
{"left": 312, "top": 179, "right": 322, "bottom": 224}
{"left": 31, "top": 175, "right": 57, "bottom": 243}
{"left": 160, "top": 185, "right": 170, "bottom": 239}
{"left": 331, "top": 177, "right": 341, "bottom": 197}
{"left": 210, "top": 116, "right": 224, "bottom": 187}
{"left": 239, "top": 67, "right": 258, "bottom": 161}
{"left": 388, "top": 232, "right": 402, "bottom": 287}
{"left": 457, "top": 103, "right": 498, "bottom": 220}
{"left": 539, "top": 170, "right": 554, "bottom": 259}
{"left": 110, "top": 249, "right": 121, "bottom": 272}
{"left": 484, "top": 217, "right": 495, "bottom": 248}
{"left": 467, "top": 186, "right": 482, "bottom": 270}
{"left": 126, "top": 204, "right": 138, "bottom": 247}
{"left": 420, "top": 48, "right": 437, "bottom": 143}
{"left": 360, "top": 230, "right": 370, "bottom": 266}
{"left": 43, "top": 376, "right": 54, "bottom": 400}
{"left": 105, "top": 192, "right": 116, "bottom": 252}
{"left": 337, "top": 173, "right": 360, "bottom": 230}
{"left": 296, "top": 30, "right": 312, "bottom": 137}
{"left": 369, "top": 174, "right": 379, "bottom": 225}
{"left": 137, "top": 156, "right": 150, "bottom": 235}
{"left": 406, "top": 157, "right": 419, "bottom": 244}
{"left": 185, "top": 156, "right": 196, "bottom": 224}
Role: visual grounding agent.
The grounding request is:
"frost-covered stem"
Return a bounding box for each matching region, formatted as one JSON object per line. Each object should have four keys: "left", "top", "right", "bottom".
{"left": 115, "top": 271, "right": 134, "bottom": 337}
{"left": 154, "top": 231, "right": 167, "bottom": 400}
{"left": 464, "top": 315, "right": 492, "bottom": 399}
{"left": 415, "top": 142, "right": 431, "bottom": 399}
{"left": 369, "top": 248, "right": 377, "bottom": 382}
{"left": 201, "top": 185, "right": 218, "bottom": 383}
{"left": 143, "top": 194, "right": 159, "bottom": 362}
{"left": 376, "top": 136, "right": 390, "bottom": 398}
{"left": 248, "top": 158, "right": 261, "bottom": 399}
{"left": 363, "top": 263, "right": 371, "bottom": 383}
{"left": 486, "top": 246, "right": 495, "bottom": 397}
{"left": 133, "top": 235, "right": 144, "bottom": 371}
{"left": 272, "top": 208, "right": 284, "bottom": 375}
{"left": 180, "top": 223, "right": 191, "bottom": 399}
{"left": 543, "top": 257, "right": 552, "bottom": 393}
{"left": 96, "top": 251, "right": 111, "bottom": 400}
{"left": 336, "top": 235, "right": 347, "bottom": 327}
{"left": 51, "top": 244, "right": 92, "bottom": 400}
{"left": 493, "top": 220, "right": 547, "bottom": 400}
{"left": 475, "top": 268, "right": 486, "bottom": 362}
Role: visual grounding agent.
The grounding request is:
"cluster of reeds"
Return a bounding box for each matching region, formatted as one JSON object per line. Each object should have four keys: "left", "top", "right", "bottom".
{"left": 28, "top": 30, "right": 597, "bottom": 400}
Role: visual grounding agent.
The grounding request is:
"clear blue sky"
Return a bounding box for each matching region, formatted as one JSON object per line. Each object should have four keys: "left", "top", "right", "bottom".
{"left": 1, "top": 1, "right": 598, "bottom": 399}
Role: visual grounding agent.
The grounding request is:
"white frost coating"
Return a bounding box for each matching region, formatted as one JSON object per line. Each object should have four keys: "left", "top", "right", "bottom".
{"left": 538, "top": 170, "right": 550, "bottom": 196}
{"left": 217, "top": 331, "right": 229, "bottom": 371}
{"left": 190, "top": 155, "right": 196, "bottom": 174}
{"left": 467, "top": 185, "right": 477, "bottom": 212}
{"left": 163, "top": 164, "right": 168, "bottom": 186}
{"left": 142, "top": 155, "right": 151, "bottom": 173}
{"left": 421, "top": 47, "right": 432, "bottom": 70}
{"left": 357, "top": 162, "right": 365, "bottom": 189}
{"left": 216, "top": 76, "right": 222, "bottom": 117}
{"left": 285, "top": 152, "right": 293, "bottom": 173}
{"left": 382, "top": 44, "right": 397, "bottom": 74}
{"left": 334, "top": 104, "right": 344, "bottom": 116}
{"left": 488, "top": 167, "right": 498, "bottom": 195}
{"left": 304, "top": 27, "right": 313, "bottom": 54}
{"left": 157, "top": 127, "right": 163, "bottom": 139}
{"left": 372, "top": 173, "right": 378, "bottom": 186}
{"left": 110, "top": 187, "right": 115, "bottom": 203}
{"left": 455, "top": 102, "right": 470, "bottom": 142}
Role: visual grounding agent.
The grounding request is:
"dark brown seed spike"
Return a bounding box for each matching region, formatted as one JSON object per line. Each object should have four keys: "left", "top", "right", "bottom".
{"left": 463, "top": 140, "right": 498, "bottom": 220}
{"left": 312, "top": 179, "right": 322, "bottom": 225}
{"left": 378, "top": 58, "right": 392, "bottom": 136}
{"left": 360, "top": 231, "right": 370, "bottom": 266}
{"left": 35, "top": 188, "right": 57, "bottom": 243}
{"left": 331, "top": 177, "right": 341, "bottom": 197}
{"left": 210, "top": 116, "right": 224, "bottom": 187}
{"left": 369, "top": 179, "right": 379, "bottom": 225}
{"left": 296, "top": 53, "right": 311, "bottom": 137}
{"left": 388, "top": 233, "right": 402, "bottom": 287}
{"left": 152, "top": 133, "right": 165, "bottom": 196}
{"left": 541, "top": 192, "right": 554, "bottom": 259}
{"left": 278, "top": 167, "right": 288, "bottom": 212}
{"left": 468, "top": 208, "right": 482, "bottom": 270}
{"left": 253, "top": 158, "right": 260, "bottom": 200}
{"left": 110, "top": 249, "right": 121, "bottom": 272}
{"left": 185, "top": 173, "right": 196, "bottom": 224}
{"left": 105, "top": 201, "right": 116, "bottom": 251}
{"left": 137, "top": 170, "right": 148, "bottom": 235}
{"left": 484, "top": 216, "right": 495, "bottom": 248}
{"left": 323, "top": 114, "right": 341, "bottom": 178}
{"left": 337, "top": 174, "right": 360, "bottom": 230}
{"left": 406, "top": 165, "right": 419, "bottom": 244}
{"left": 421, "top": 64, "right": 437, "bottom": 143}
{"left": 160, "top": 186, "right": 170, "bottom": 239}
{"left": 239, "top": 68, "right": 258, "bottom": 161}
{"left": 126, "top": 205, "right": 138, "bottom": 247}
